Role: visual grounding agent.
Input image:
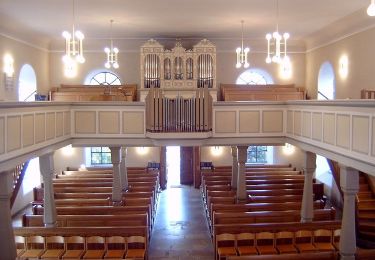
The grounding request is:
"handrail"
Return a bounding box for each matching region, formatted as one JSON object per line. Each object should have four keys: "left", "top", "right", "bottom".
{"left": 326, "top": 159, "right": 343, "bottom": 200}
{"left": 10, "top": 161, "right": 30, "bottom": 208}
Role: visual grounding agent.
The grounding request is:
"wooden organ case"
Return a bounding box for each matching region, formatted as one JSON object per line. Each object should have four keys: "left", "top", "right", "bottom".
{"left": 140, "top": 39, "right": 217, "bottom": 101}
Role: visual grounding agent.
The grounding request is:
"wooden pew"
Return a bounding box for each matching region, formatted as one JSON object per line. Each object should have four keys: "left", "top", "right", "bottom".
{"left": 226, "top": 251, "right": 338, "bottom": 260}
{"left": 213, "top": 208, "right": 336, "bottom": 226}
{"left": 23, "top": 214, "right": 148, "bottom": 228}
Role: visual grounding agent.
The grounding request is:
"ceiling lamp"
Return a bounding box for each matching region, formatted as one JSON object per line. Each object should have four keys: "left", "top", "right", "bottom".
{"left": 236, "top": 20, "right": 250, "bottom": 69}
{"left": 104, "top": 20, "right": 119, "bottom": 69}
{"left": 62, "top": 0, "right": 85, "bottom": 66}
{"left": 368, "top": 0, "right": 375, "bottom": 16}
{"left": 265, "top": 0, "right": 290, "bottom": 64}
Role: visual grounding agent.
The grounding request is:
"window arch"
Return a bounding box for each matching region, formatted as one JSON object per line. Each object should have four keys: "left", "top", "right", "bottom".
{"left": 236, "top": 68, "right": 274, "bottom": 85}
{"left": 84, "top": 70, "right": 122, "bottom": 85}
{"left": 18, "top": 64, "right": 37, "bottom": 101}
{"left": 317, "top": 62, "right": 335, "bottom": 100}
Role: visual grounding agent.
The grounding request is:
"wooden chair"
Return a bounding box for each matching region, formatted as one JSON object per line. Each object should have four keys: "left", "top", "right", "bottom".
{"left": 125, "top": 236, "right": 146, "bottom": 259}
{"left": 83, "top": 236, "right": 106, "bottom": 259}
{"left": 236, "top": 233, "right": 258, "bottom": 256}
{"left": 62, "top": 236, "right": 85, "bottom": 259}
{"left": 15, "top": 236, "right": 26, "bottom": 258}
{"left": 216, "top": 233, "right": 237, "bottom": 259}
{"left": 255, "top": 232, "right": 278, "bottom": 255}
{"left": 295, "top": 230, "right": 317, "bottom": 253}
{"left": 313, "top": 229, "right": 335, "bottom": 251}
{"left": 275, "top": 231, "right": 297, "bottom": 254}
{"left": 333, "top": 229, "right": 340, "bottom": 250}
{"left": 19, "top": 235, "right": 46, "bottom": 259}
{"left": 40, "top": 236, "right": 65, "bottom": 259}
{"left": 104, "top": 236, "right": 127, "bottom": 259}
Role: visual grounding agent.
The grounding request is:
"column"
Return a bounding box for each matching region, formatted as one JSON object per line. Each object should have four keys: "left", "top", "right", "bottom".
{"left": 231, "top": 146, "right": 238, "bottom": 189}
{"left": 39, "top": 152, "right": 57, "bottom": 227}
{"left": 236, "top": 146, "right": 248, "bottom": 202}
{"left": 339, "top": 165, "right": 359, "bottom": 260}
{"left": 301, "top": 151, "right": 316, "bottom": 222}
{"left": 110, "top": 147, "right": 122, "bottom": 204}
{"left": 120, "top": 147, "right": 129, "bottom": 192}
{"left": 0, "top": 170, "right": 17, "bottom": 259}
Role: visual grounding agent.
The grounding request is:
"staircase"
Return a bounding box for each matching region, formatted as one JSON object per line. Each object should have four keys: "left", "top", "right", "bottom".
{"left": 10, "top": 161, "right": 29, "bottom": 208}
{"left": 357, "top": 172, "right": 375, "bottom": 248}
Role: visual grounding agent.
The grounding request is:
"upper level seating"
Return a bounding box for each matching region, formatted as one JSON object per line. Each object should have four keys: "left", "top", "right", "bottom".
{"left": 49, "top": 84, "right": 137, "bottom": 101}
{"left": 220, "top": 84, "right": 306, "bottom": 101}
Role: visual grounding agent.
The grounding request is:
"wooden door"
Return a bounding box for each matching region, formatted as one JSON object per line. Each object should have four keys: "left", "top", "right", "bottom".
{"left": 159, "top": 146, "right": 167, "bottom": 189}
{"left": 180, "top": 146, "right": 194, "bottom": 185}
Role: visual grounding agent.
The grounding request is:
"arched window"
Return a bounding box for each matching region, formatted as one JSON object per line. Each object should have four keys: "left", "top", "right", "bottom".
{"left": 317, "top": 62, "right": 335, "bottom": 100}
{"left": 86, "top": 71, "right": 122, "bottom": 85}
{"left": 18, "top": 64, "right": 37, "bottom": 101}
{"left": 236, "top": 68, "right": 273, "bottom": 85}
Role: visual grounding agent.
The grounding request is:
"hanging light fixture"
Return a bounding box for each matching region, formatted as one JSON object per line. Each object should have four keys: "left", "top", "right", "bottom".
{"left": 236, "top": 20, "right": 250, "bottom": 69}
{"left": 62, "top": 0, "right": 85, "bottom": 68}
{"left": 265, "top": 0, "right": 290, "bottom": 65}
{"left": 104, "top": 20, "right": 119, "bottom": 69}
{"left": 368, "top": 0, "right": 375, "bottom": 16}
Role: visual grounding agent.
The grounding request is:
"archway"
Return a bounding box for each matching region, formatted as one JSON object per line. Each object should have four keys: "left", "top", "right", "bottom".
{"left": 18, "top": 64, "right": 37, "bottom": 101}
{"left": 317, "top": 62, "right": 335, "bottom": 100}
{"left": 236, "top": 68, "right": 274, "bottom": 85}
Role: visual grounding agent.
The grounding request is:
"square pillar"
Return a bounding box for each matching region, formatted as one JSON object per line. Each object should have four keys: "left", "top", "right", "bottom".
{"left": 121, "top": 147, "right": 129, "bottom": 192}
{"left": 236, "top": 146, "right": 248, "bottom": 203}
{"left": 339, "top": 165, "right": 359, "bottom": 260}
{"left": 231, "top": 146, "right": 238, "bottom": 189}
{"left": 110, "top": 147, "right": 122, "bottom": 204}
{"left": 39, "top": 152, "right": 57, "bottom": 227}
{"left": 301, "top": 151, "right": 316, "bottom": 223}
{"left": 0, "top": 170, "right": 17, "bottom": 259}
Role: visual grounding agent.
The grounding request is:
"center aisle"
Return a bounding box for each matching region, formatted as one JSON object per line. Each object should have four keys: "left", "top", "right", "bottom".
{"left": 148, "top": 186, "right": 214, "bottom": 259}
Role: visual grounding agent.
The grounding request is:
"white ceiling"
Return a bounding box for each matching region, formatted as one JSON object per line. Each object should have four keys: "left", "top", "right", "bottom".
{"left": 0, "top": 0, "right": 373, "bottom": 49}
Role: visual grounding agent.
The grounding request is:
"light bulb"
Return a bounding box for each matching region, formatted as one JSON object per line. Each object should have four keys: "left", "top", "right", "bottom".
{"left": 76, "top": 55, "right": 85, "bottom": 64}
{"left": 244, "top": 47, "right": 250, "bottom": 53}
{"left": 62, "top": 31, "right": 71, "bottom": 39}
{"left": 266, "top": 34, "right": 272, "bottom": 40}
{"left": 236, "top": 63, "right": 241, "bottom": 68}
{"left": 75, "top": 31, "right": 84, "bottom": 40}
{"left": 113, "top": 62, "right": 119, "bottom": 69}
{"left": 236, "top": 47, "right": 241, "bottom": 53}
{"left": 244, "top": 62, "right": 250, "bottom": 68}
{"left": 104, "top": 47, "right": 110, "bottom": 53}
{"left": 283, "top": 33, "right": 290, "bottom": 39}
{"left": 266, "top": 57, "right": 272, "bottom": 64}
{"left": 113, "top": 48, "right": 119, "bottom": 53}
{"left": 368, "top": 1, "right": 375, "bottom": 16}
{"left": 105, "top": 62, "right": 111, "bottom": 69}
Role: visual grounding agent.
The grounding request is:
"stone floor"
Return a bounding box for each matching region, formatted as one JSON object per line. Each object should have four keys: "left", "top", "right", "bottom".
{"left": 148, "top": 185, "right": 214, "bottom": 260}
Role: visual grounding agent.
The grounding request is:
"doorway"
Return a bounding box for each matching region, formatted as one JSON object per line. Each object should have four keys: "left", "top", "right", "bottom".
{"left": 166, "top": 146, "right": 180, "bottom": 187}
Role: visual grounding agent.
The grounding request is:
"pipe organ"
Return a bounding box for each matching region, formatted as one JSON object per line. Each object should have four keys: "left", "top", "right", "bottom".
{"left": 140, "top": 39, "right": 216, "bottom": 90}
{"left": 145, "top": 88, "right": 212, "bottom": 133}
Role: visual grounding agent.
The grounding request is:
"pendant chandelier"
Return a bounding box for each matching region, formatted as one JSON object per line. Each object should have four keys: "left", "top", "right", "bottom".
{"left": 62, "top": 0, "right": 85, "bottom": 68}
{"left": 368, "top": 0, "right": 375, "bottom": 16}
{"left": 104, "top": 20, "right": 119, "bottom": 69}
{"left": 236, "top": 20, "right": 250, "bottom": 69}
{"left": 265, "top": 0, "right": 290, "bottom": 64}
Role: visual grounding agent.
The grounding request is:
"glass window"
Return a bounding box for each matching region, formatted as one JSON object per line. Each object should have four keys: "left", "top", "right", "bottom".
{"left": 317, "top": 62, "right": 335, "bottom": 100}
{"left": 89, "top": 72, "right": 121, "bottom": 85}
{"left": 236, "top": 68, "right": 273, "bottom": 85}
{"left": 90, "top": 147, "right": 112, "bottom": 165}
{"left": 247, "top": 146, "right": 268, "bottom": 163}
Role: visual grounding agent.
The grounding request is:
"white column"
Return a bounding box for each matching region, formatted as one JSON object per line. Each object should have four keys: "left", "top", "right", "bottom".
{"left": 110, "top": 147, "right": 122, "bottom": 204}
{"left": 339, "top": 165, "right": 359, "bottom": 260}
{"left": 0, "top": 170, "right": 17, "bottom": 259}
{"left": 39, "top": 152, "right": 57, "bottom": 227}
{"left": 231, "top": 146, "right": 238, "bottom": 189}
{"left": 120, "top": 147, "right": 129, "bottom": 192}
{"left": 236, "top": 146, "right": 248, "bottom": 202}
{"left": 301, "top": 151, "right": 316, "bottom": 223}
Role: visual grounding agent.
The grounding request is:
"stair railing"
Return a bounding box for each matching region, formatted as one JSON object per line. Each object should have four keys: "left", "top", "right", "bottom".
{"left": 10, "top": 161, "right": 30, "bottom": 208}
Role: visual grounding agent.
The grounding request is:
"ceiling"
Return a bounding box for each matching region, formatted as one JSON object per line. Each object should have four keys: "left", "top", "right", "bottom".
{"left": 0, "top": 0, "right": 373, "bottom": 49}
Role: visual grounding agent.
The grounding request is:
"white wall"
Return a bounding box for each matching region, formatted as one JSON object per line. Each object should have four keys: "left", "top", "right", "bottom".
{"left": 0, "top": 34, "right": 49, "bottom": 101}
{"left": 53, "top": 146, "right": 160, "bottom": 173}
{"left": 305, "top": 26, "right": 375, "bottom": 99}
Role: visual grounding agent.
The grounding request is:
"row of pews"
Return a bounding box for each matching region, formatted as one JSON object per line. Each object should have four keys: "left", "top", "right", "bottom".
{"left": 201, "top": 164, "right": 341, "bottom": 260}
{"left": 14, "top": 167, "right": 159, "bottom": 259}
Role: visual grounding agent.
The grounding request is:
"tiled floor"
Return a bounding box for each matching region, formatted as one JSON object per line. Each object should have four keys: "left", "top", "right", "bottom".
{"left": 148, "top": 185, "right": 214, "bottom": 260}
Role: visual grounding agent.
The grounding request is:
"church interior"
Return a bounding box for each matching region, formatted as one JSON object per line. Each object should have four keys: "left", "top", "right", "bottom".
{"left": 1, "top": 0, "right": 375, "bottom": 259}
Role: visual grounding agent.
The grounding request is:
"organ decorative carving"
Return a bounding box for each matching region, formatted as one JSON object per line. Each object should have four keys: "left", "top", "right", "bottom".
{"left": 140, "top": 39, "right": 216, "bottom": 93}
